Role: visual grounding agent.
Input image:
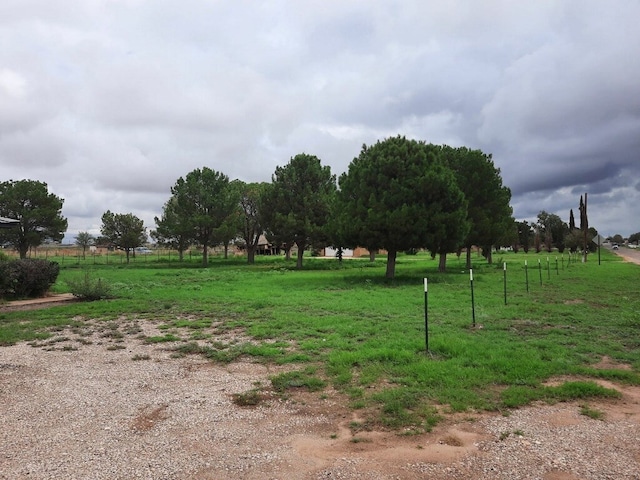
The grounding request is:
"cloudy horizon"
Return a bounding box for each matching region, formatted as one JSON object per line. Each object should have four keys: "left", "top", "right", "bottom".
{"left": 1, "top": 1, "right": 639, "bottom": 242}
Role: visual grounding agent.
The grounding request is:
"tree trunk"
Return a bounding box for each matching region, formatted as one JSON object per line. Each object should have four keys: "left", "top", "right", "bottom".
{"left": 247, "top": 236, "right": 259, "bottom": 264}
{"left": 18, "top": 240, "right": 28, "bottom": 259}
{"left": 178, "top": 249, "right": 184, "bottom": 262}
{"left": 486, "top": 248, "right": 493, "bottom": 264}
{"left": 465, "top": 246, "right": 472, "bottom": 270}
{"left": 202, "top": 244, "right": 209, "bottom": 266}
{"left": 296, "top": 245, "right": 304, "bottom": 269}
{"left": 223, "top": 243, "right": 229, "bottom": 259}
{"left": 369, "top": 250, "right": 376, "bottom": 262}
{"left": 438, "top": 252, "right": 447, "bottom": 272}
{"left": 385, "top": 249, "right": 397, "bottom": 279}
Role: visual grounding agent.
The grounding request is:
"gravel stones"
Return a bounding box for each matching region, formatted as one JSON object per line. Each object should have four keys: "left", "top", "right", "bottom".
{"left": 2, "top": 331, "right": 640, "bottom": 479}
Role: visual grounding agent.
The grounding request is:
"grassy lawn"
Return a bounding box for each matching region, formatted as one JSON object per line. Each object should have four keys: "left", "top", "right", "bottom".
{"left": 1, "top": 249, "right": 638, "bottom": 431}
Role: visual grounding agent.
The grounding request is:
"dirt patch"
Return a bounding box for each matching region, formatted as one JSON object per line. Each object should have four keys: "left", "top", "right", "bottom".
{"left": 563, "top": 299, "right": 584, "bottom": 305}
{"left": 131, "top": 404, "right": 170, "bottom": 432}
{"left": 0, "top": 293, "right": 77, "bottom": 312}
{"left": 593, "top": 355, "right": 632, "bottom": 371}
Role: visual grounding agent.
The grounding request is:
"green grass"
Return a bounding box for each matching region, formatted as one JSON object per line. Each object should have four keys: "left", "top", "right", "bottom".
{"left": 1, "top": 249, "right": 638, "bottom": 430}
{"left": 579, "top": 404, "right": 605, "bottom": 420}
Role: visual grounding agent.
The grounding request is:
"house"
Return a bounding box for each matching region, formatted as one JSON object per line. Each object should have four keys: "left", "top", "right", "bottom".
{"left": 256, "top": 235, "right": 280, "bottom": 255}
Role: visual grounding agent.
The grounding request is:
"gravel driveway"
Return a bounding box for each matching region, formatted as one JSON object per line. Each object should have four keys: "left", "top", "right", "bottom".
{"left": 2, "top": 323, "right": 639, "bottom": 479}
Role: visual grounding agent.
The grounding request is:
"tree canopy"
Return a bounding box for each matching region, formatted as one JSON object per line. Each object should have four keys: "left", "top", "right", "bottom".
{"left": 536, "top": 211, "right": 568, "bottom": 253}
{"left": 262, "top": 154, "right": 336, "bottom": 269}
{"left": 170, "top": 167, "right": 237, "bottom": 266}
{"left": 516, "top": 220, "right": 533, "bottom": 253}
{"left": 100, "top": 211, "right": 147, "bottom": 263}
{"left": 0, "top": 141, "right": 515, "bottom": 277}
{"left": 234, "top": 180, "right": 268, "bottom": 264}
{"left": 75, "top": 231, "right": 94, "bottom": 259}
{"left": 152, "top": 196, "right": 193, "bottom": 261}
{"left": 611, "top": 234, "right": 624, "bottom": 244}
{"left": 439, "top": 146, "right": 512, "bottom": 269}
{"left": 0, "top": 179, "right": 68, "bottom": 258}
{"left": 336, "top": 136, "right": 468, "bottom": 278}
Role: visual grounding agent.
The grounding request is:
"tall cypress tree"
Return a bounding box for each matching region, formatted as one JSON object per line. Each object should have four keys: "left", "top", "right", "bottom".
{"left": 578, "top": 194, "right": 589, "bottom": 261}
{"left": 569, "top": 209, "right": 576, "bottom": 231}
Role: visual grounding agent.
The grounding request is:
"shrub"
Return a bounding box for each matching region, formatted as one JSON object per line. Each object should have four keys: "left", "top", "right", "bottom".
{"left": 0, "top": 259, "right": 60, "bottom": 299}
{"left": 66, "top": 272, "right": 113, "bottom": 300}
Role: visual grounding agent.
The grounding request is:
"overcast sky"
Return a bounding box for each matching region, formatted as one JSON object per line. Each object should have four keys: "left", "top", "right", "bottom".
{"left": 1, "top": 1, "right": 639, "bottom": 241}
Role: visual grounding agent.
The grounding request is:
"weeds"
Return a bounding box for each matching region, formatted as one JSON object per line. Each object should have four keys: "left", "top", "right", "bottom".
{"left": 66, "top": 272, "right": 113, "bottom": 300}
{"left": 350, "top": 437, "right": 371, "bottom": 443}
{"left": 232, "top": 389, "right": 264, "bottom": 407}
{"left": 270, "top": 369, "right": 326, "bottom": 393}
{"left": 580, "top": 404, "right": 605, "bottom": 420}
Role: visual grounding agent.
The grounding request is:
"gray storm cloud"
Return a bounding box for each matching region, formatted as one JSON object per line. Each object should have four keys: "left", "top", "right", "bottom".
{"left": 0, "top": 0, "right": 638, "bottom": 238}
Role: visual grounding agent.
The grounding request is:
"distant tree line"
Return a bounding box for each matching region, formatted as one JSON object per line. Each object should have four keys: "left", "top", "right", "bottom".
{"left": 2, "top": 136, "right": 519, "bottom": 277}
{"left": 512, "top": 194, "right": 599, "bottom": 259}
{"left": 4, "top": 140, "right": 638, "bottom": 278}
{"left": 626, "top": 232, "right": 640, "bottom": 245}
{"left": 151, "top": 136, "right": 514, "bottom": 278}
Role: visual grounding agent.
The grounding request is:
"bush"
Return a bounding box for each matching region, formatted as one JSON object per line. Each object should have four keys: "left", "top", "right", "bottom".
{"left": 0, "top": 259, "right": 60, "bottom": 299}
{"left": 66, "top": 272, "right": 112, "bottom": 300}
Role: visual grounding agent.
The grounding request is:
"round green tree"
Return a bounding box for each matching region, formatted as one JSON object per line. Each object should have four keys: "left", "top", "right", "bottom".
{"left": 0, "top": 179, "right": 68, "bottom": 258}
{"left": 336, "top": 136, "right": 468, "bottom": 278}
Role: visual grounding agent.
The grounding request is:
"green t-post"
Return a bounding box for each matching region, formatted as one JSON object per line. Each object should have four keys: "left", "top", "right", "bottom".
{"left": 424, "top": 278, "right": 429, "bottom": 353}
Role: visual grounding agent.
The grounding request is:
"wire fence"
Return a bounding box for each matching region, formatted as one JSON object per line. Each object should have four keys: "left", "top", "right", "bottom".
{"left": 0, "top": 247, "right": 229, "bottom": 266}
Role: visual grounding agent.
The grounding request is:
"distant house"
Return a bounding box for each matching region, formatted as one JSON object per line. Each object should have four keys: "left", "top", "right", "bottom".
{"left": 323, "top": 247, "right": 354, "bottom": 258}
{"left": 256, "top": 235, "right": 281, "bottom": 255}
{"left": 0, "top": 217, "right": 20, "bottom": 229}
{"left": 322, "top": 247, "right": 387, "bottom": 258}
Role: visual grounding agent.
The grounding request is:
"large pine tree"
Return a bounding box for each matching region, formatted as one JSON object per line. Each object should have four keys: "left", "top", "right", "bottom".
{"left": 336, "top": 136, "right": 468, "bottom": 278}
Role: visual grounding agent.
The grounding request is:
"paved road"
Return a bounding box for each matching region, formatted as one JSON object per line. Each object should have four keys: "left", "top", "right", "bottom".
{"left": 609, "top": 246, "right": 640, "bottom": 265}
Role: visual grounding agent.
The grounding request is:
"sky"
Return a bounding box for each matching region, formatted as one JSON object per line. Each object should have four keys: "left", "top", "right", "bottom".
{"left": 1, "top": 1, "right": 639, "bottom": 242}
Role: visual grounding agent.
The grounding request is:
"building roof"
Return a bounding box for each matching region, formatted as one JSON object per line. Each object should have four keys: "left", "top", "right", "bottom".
{"left": 0, "top": 217, "right": 20, "bottom": 229}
